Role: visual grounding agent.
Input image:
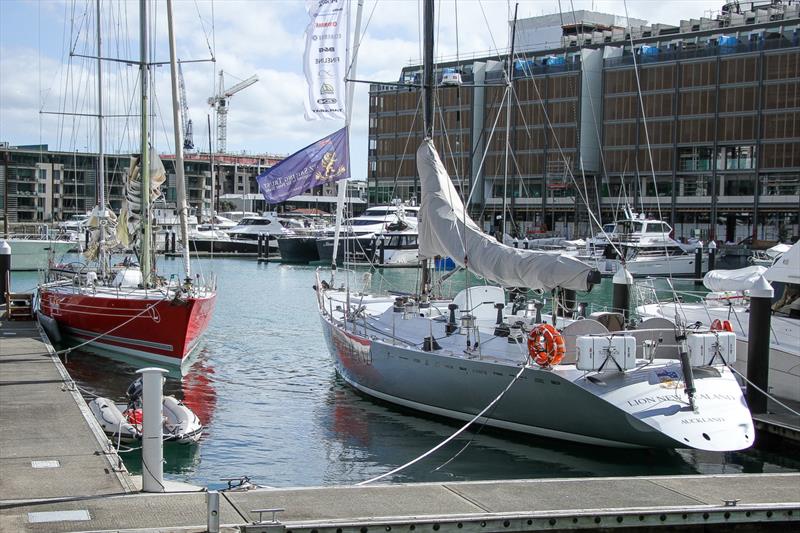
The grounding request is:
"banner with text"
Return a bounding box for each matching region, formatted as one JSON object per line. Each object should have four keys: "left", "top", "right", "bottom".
{"left": 256, "top": 127, "right": 350, "bottom": 203}
{"left": 303, "top": 0, "right": 349, "bottom": 121}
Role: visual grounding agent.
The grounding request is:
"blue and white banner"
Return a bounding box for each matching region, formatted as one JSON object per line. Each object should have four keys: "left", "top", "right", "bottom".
{"left": 303, "top": 0, "right": 349, "bottom": 121}
{"left": 256, "top": 127, "right": 350, "bottom": 203}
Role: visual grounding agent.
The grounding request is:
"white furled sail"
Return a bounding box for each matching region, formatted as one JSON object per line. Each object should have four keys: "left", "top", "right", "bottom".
{"left": 117, "top": 152, "right": 167, "bottom": 248}
{"left": 703, "top": 265, "right": 768, "bottom": 292}
{"left": 417, "top": 140, "right": 596, "bottom": 291}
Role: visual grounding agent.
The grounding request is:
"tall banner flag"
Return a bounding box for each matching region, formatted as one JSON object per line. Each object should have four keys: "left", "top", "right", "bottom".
{"left": 257, "top": 127, "right": 350, "bottom": 203}
{"left": 303, "top": 0, "right": 349, "bottom": 121}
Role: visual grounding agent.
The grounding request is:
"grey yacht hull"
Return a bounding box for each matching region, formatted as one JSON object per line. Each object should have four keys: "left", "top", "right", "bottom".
{"left": 321, "top": 316, "right": 683, "bottom": 448}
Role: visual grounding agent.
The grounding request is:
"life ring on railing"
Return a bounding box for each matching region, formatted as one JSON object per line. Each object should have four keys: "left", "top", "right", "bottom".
{"left": 710, "top": 319, "right": 734, "bottom": 332}
{"left": 527, "top": 323, "right": 566, "bottom": 367}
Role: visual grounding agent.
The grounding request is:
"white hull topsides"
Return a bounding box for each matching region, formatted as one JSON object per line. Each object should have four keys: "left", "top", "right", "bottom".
{"left": 579, "top": 254, "right": 708, "bottom": 277}
{"left": 317, "top": 279, "right": 754, "bottom": 451}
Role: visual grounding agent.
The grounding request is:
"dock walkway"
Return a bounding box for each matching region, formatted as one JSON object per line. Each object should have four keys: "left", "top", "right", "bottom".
{"left": 0, "top": 318, "right": 135, "bottom": 505}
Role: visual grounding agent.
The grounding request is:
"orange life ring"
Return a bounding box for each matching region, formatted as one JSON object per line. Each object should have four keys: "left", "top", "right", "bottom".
{"left": 527, "top": 323, "right": 566, "bottom": 367}
{"left": 710, "top": 319, "right": 734, "bottom": 332}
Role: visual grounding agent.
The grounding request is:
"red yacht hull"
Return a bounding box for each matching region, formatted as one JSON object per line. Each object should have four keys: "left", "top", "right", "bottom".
{"left": 38, "top": 289, "right": 216, "bottom": 364}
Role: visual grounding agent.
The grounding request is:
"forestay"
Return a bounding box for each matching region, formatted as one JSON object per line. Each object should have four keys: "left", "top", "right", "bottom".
{"left": 416, "top": 140, "right": 595, "bottom": 291}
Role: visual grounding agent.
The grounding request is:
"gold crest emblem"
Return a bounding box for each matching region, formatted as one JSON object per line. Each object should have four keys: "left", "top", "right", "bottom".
{"left": 314, "top": 151, "right": 347, "bottom": 182}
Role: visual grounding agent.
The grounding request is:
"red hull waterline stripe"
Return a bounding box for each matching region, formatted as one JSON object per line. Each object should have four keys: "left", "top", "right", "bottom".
{"left": 64, "top": 326, "right": 175, "bottom": 352}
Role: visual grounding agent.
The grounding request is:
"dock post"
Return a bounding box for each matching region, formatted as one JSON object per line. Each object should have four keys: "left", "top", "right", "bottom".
{"left": 0, "top": 240, "right": 10, "bottom": 304}
{"left": 207, "top": 490, "right": 220, "bottom": 533}
{"left": 746, "top": 276, "right": 774, "bottom": 414}
{"left": 171, "top": 231, "right": 176, "bottom": 254}
{"left": 694, "top": 242, "right": 704, "bottom": 286}
{"left": 708, "top": 240, "right": 717, "bottom": 271}
{"left": 257, "top": 235, "right": 263, "bottom": 259}
{"left": 136, "top": 367, "right": 168, "bottom": 493}
{"left": 612, "top": 266, "right": 633, "bottom": 322}
{"left": 379, "top": 236, "right": 385, "bottom": 265}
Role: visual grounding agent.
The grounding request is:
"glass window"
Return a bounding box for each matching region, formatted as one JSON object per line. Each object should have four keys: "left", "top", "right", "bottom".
{"left": 681, "top": 175, "right": 711, "bottom": 196}
{"left": 723, "top": 175, "right": 755, "bottom": 196}
{"left": 720, "top": 146, "right": 756, "bottom": 170}
{"left": 678, "top": 147, "right": 715, "bottom": 171}
{"left": 646, "top": 222, "right": 670, "bottom": 233}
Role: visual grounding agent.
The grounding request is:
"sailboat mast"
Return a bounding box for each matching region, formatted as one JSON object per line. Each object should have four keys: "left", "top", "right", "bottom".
{"left": 166, "top": 0, "right": 191, "bottom": 280}
{"left": 502, "top": 4, "right": 519, "bottom": 238}
{"left": 96, "top": 0, "right": 107, "bottom": 275}
{"left": 139, "top": 0, "right": 152, "bottom": 285}
{"left": 422, "top": 0, "right": 434, "bottom": 138}
{"left": 419, "top": 0, "right": 434, "bottom": 296}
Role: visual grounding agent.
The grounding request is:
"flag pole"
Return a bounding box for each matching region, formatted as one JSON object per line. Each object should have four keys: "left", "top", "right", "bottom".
{"left": 331, "top": 0, "right": 364, "bottom": 273}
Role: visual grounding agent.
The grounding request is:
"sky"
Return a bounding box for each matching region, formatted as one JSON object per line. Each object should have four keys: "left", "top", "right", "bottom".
{"left": 0, "top": 0, "right": 725, "bottom": 180}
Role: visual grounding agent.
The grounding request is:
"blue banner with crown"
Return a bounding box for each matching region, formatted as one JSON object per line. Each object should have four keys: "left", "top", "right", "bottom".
{"left": 256, "top": 127, "right": 350, "bottom": 203}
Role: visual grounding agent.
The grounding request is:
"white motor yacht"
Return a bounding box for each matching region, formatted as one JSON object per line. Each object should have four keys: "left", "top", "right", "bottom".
{"left": 316, "top": 203, "right": 420, "bottom": 265}
{"left": 577, "top": 214, "right": 705, "bottom": 277}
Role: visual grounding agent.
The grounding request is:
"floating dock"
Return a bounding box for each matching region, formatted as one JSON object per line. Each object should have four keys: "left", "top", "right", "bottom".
{"left": 0, "top": 318, "right": 136, "bottom": 503}
{"left": 1, "top": 313, "right": 798, "bottom": 532}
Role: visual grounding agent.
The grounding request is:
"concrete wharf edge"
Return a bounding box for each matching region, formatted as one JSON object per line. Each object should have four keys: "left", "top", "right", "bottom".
{"left": 1, "top": 315, "right": 799, "bottom": 532}
{"left": 0, "top": 318, "right": 136, "bottom": 503}
{"left": 0, "top": 473, "right": 798, "bottom": 532}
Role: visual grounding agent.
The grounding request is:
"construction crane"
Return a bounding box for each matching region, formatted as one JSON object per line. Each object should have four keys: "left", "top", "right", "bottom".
{"left": 178, "top": 61, "right": 194, "bottom": 151}
{"left": 208, "top": 70, "right": 259, "bottom": 154}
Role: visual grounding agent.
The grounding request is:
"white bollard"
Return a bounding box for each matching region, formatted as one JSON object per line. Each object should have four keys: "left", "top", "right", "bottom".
{"left": 137, "top": 367, "right": 168, "bottom": 492}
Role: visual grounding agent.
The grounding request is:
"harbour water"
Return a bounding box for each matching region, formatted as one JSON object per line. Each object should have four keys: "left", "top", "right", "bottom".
{"left": 11, "top": 256, "right": 800, "bottom": 490}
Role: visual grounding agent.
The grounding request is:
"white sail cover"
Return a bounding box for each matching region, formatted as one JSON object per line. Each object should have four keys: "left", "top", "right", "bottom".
{"left": 416, "top": 140, "right": 595, "bottom": 291}
{"left": 703, "top": 265, "right": 768, "bottom": 292}
{"left": 765, "top": 240, "right": 800, "bottom": 285}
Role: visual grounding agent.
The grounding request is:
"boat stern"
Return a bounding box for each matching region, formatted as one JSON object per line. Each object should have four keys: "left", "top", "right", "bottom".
{"left": 594, "top": 362, "right": 754, "bottom": 451}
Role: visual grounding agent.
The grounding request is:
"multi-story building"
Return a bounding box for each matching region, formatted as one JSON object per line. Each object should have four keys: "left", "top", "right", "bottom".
{"left": 0, "top": 145, "right": 361, "bottom": 226}
{"left": 368, "top": 0, "right": 800, "bottom": 242}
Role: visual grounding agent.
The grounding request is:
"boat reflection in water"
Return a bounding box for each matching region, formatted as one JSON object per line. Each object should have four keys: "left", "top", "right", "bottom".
{"left": 319, "top": 379, "right": 701, "bottom": 485}
{"left": 320, "top": 378, "right": 800, "bottom": 485}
